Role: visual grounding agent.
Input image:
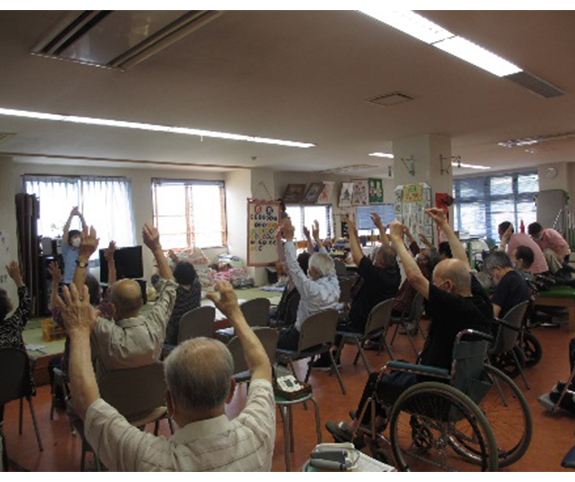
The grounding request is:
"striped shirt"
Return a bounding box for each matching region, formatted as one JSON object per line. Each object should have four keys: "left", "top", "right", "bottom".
{"left": 84, "top": 379, "right": 275, "bottom": 472}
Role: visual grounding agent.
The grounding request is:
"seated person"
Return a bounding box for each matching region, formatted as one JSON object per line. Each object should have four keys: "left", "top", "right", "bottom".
{"left": 61, "top": 206, "right": 88, "bottom": 284}
{"left": 164, "top": 260, "right": 202, "bottom": 346}
{"left": 484, "top": 251, "right": 531, "bottom": 319}
{"left": 528, "top": 222, "right": 572, "bottom": 273}
{"left": 277, "top": 217, "right": 340, "bottom": 351}
{"left": 56, "top": 280, "right": 275, "bottom": 471}
{"left": 313, "top": 216, "right": 400, "bottom": 368}
{"left": 512, "top": 245, "right": 536, "bottom": 282}
{"left": 78, "top": 224, "right": 177, "bottom": 380}
{"left": 499, "top": 221, "right": 548, "bottom": 275}
{"left": 327, "top": 209, "right": 493, "bottom": 441}
{"left": 438, "top": 241, "right": 453, "bottom": 260}
{"left": 0, "top": 261, "right": 33, "bottom": 422}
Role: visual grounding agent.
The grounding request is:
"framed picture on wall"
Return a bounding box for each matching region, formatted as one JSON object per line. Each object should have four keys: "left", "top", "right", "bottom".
{"left": 301, "top": 182, "right": 324, "bottom": 204}
{"left": 282, "top": 184, "right": 306, "bottom": 203}
{"left": 339, "top": 182, "right": 354, "bottom": 207}
{"left": 317, "top": 181, "right": 335, "bottom": 204}
{"left": 368, "top": 178, "right": 384, "bottom": 204}
{"left": 352, "top": 179, "right": 369, "bottom": 206}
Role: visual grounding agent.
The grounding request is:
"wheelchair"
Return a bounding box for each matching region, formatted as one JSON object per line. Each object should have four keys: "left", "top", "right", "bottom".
{"left": 347, "top": 329, "right": 532, "bottom": 472}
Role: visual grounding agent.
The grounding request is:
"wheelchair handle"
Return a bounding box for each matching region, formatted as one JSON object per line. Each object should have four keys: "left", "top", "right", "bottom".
{"left": 455, "top": 329, "right": 494, "bottom": 344}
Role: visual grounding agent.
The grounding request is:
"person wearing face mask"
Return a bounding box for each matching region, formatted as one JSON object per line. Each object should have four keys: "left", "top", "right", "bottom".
{"left": 61, "top": 206, "right": 89, "bottom": 284}
{"left": 326, "top": 208, "right": 492, "bottom": 443}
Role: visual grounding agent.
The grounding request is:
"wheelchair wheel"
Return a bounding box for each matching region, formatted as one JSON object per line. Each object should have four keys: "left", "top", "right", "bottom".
{"left": 521, "top": 332, "right": 542, "bottom": 368}
{"left": 389, "top": 382, "right": 498, "bottom": 472}
{"left": 450, "top": 365, "right": 532, "bottom": 468}
{"left": 491, "top": 346, "right": 526, "bottom": 379}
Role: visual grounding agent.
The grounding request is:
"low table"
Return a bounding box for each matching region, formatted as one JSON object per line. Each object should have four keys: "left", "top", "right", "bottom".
{"left": 535, "top": 287, "right": 575, "bottom": 331}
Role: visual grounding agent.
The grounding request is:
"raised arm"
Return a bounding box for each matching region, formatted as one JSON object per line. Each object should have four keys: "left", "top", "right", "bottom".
{"left": 303, "top": 225, "right": 315, "bottom": 254}
{"left": 104, "top": 241, "right": 117, "bottom": 287}
{"left": 311, "top": 220, "right": 324, "bottom": 251}
{"left": 344, "top": 218, "right": 364, "bottom": 266}
{"left": 370, "top": 212, "right": 390, "bottom": 245}
{"left": 73, "top": 225, "right": 99, "bottom": 293}
{"left": 499, "top": 225, "right": 513, "bottom": 252}
{"left": 62, "top": 207, "right": 79, "bottom": 244}
{"left": 389, "top": 222, "right": 430, "bottom": 299}
{"left": 425, "top": 208, "right": 470, "bottom": 270}
{"left": 47, "top": 261, "right": 62, "bottom": 310}
{"left": 6, "top": 261, "right": 32, "bottom": 323}
{"left": 57, "top": 284, "right": 99, "bottom": 420}
{"left": 208, "top": 280, "right": 272, "bottom": 383}
{"left": 419, "top": 233, "right": 434, "bottom": 250}
{"left": 143, "top": 223, "right": 174, "bottom": 281}
{"left": 78, "top": 210, "right": 88, "bottom": 232}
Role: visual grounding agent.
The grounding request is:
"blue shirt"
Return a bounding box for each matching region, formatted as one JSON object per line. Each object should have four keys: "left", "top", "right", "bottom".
{"left": 61, "top": 241, "right": 79, "bottom": 284}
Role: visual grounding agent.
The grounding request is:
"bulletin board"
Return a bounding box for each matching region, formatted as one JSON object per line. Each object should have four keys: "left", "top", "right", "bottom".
{"left": 394, "top": 183, "right": 433, "bottom": 242}
{"left": 247, "top": 200, "right": 281, "bottom": 266}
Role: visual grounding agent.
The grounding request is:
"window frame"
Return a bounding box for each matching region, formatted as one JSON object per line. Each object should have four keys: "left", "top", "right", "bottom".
{"left": 151, "top": 178, "right": 228, "bottom": 250}
{"left": 285, "top": 203, "right": 334, "bottom": 240}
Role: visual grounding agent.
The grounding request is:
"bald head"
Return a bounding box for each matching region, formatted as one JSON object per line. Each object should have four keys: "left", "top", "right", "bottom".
{"left": 433, "top": 259, "right": 471, "bottom": 296}
{"left": 110, "top": 279, "right": 143, "bottom": 320}
{"left": 164, "top": 337, "right": 234, "bottom": 413}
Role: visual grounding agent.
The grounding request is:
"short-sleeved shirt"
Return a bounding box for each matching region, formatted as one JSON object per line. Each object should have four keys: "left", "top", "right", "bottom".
{"left": 84, "top": 378, "right": 276, "bottom": 472}
{"left": 348, "top": 256, "right": 400, "bottom": 332}
{"left": 507, "top": 233, "right": 548, "bottom": 275}
{"left": 61, "top": 242, "right": 79, "bottom": 284}
{"left": 491, "top": 270, "right": 531, "bottom": 319}
{"left": 534, "top": 228, "right": 571, "bottom": 261}
{"left": 420, "top": 275, "right": 493, "bottom": 370}
{"left": 0, "top": 286, "right": 32, "bottom": 350}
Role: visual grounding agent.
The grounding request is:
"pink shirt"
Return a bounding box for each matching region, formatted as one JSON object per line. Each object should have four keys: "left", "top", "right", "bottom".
{"left": 534, "top": 228, "right": 571, "bottom": 260}
{"left": 508, "top": 233, "right": 549, "bottom": 274}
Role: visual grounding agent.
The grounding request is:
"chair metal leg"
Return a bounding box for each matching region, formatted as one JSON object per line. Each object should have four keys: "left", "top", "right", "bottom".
{"left": 328, "top": 350, "right": 346, "bottom": 395}
{"left": 304, "top": 356, "right": 315, "bottom": 383}
{"left": 511, "top": 349, "right": 531, "bottom": 390}
{"left": 288, "top": 405, "right": 295, "bottom": 453}
{"left": 416, "top": 320, "right": 427, "bottom": 341}
{"left": 310, "top": 396, "right": 322, "bottom": 444}
{"left": 353, "top": 343, "right": 361, "bottom": 366}
{"left": 335, "top": 338, "right": 345, "bottom": 364}
{"left": 390, "top": 324, "right": 400, "bottom": 346}
{"left": 18, "top": 398, "right": 23, "bottom": 435}
{"left": 357, "top": 341, "right": 371, "bottom": 374}
{"left": 27, "top": 396, "right": 43, "bottom": 451}
{"left": 405, "top": 329, "right": 419, "bottom": 358}
{"left": 280, "top": 406, "right": 290, "bottom": 472}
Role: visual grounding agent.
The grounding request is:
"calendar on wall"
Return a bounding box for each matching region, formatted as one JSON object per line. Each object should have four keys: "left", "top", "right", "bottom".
{"left": 394, "top": 183, "right": 433, "bottom": 242}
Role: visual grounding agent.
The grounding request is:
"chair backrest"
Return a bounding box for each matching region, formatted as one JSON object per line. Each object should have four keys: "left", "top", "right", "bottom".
{"left": 177, "top": 306, "right": 216, "bottom": 343}
{"left": 283, "top": 289, "right": 300, "bottom": 327}
{"left": 451, "top": 339, "right": 491, "bottom": 402}
{"left": 99, "top": 362, "right": 166, "bottom": 422}
{"left": 334, "top": 259, "right": 348, "bottom": 277}
{"left": 338, "top": 277, "right": 355, "bottom": 304}
{"left": 227, "top": 327, "right": 279, "bottom": 375}
{"left": 364, "top": 298, "right": 396, "bottom": 337}
{"left": 298, "top": 309, "right": 339, "bottom": 352}
{"left": 0, "top": 348, "right": 32, "bottom": 405}
{"left": 409, "top": 292, "right": 425, "bottom": 322}
{"left": 491, "top": 300, "right": 529, "bottom": 354}
{"left": 241, "top": 298, "right": 271, "bottom": 327}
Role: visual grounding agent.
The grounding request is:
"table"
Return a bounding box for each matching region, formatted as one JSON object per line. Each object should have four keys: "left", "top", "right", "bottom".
{"left": 535, "top": 287, "right": 575, "bottom": 331}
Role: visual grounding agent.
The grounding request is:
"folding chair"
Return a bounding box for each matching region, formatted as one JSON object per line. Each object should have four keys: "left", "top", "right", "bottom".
{"left": 177, "top": 306, "right": 216, "bottom": 342}
{"left": 389, "top": 292, "right": 425, "bottom": 357}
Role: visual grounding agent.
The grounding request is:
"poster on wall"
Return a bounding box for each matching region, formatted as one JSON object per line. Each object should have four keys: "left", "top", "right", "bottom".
{"left": 395, "top": 183, "right": 433, "bottom": 242}
{"left": 301, "top": 182, "right": 324, "bottom": 204}
{"left": 247, "top": 200, "right": 281, "bottom": 267}
{"left": 352, "top": 179, "right": 369, "bottom": 206}
{"left": 368, "top": 178, "right": 384, "bottom": 204}
{"left": 317, "top": 181, "right": 335, "bottom": 204}
{"left": 339, "top": 182, "right": 354, "bottom": 207}
{"left": 282, "top": 184, "right": 306, "bottom": 204}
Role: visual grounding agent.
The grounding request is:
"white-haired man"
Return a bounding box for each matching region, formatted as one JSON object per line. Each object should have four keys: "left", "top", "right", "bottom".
{"left": 57, "top": 280, "right": 275, "bottom": 471}
{"left": 277, "top": 216, "right": 340, "bottom": 350}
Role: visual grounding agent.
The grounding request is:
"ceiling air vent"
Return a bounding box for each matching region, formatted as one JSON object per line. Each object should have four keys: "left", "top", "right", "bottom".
{"left": 367, "top": 92, "right": 414, "bottom": 107}
{"left": 505, "top": 71, "right": 564, "bottom": 98}
{"left": 498, "top": 131, "right": 575, "bottom": 148}
{"left": 32, "top": 10, "right": 223, "bottom": 70}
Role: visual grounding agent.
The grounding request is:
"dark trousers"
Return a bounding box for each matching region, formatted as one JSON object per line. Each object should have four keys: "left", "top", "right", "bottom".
{"left": 278, "top": 325, "right": 300, "bottom": 351}
{"left": 356, "top": 371, "right": 420, "bottom": 425}
{"left": 570, "top": 337, "right": 575, "bottom": 373}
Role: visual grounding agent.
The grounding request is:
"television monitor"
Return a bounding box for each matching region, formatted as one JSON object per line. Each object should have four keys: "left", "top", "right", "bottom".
{"left": 99, "top": 246, "right": 143, "bottom": 283}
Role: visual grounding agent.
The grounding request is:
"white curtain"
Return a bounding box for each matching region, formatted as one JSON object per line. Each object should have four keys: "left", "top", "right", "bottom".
{"left": 25, "top": 175, "right": 136, "bottom": 255}
{"left": 24, "top": 176, "right": 80, "bottom": 237}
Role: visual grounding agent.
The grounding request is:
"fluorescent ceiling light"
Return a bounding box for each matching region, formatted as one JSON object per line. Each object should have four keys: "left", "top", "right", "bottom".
{"left": 360, "top": 9, "right": 453, "bottom": 44}
{"left": 0, "top": 107, "right": 315, "bottom": 149}
{"left": 434, "top": 36, "right": 521, "bottom": 77}
{"left": 359, "top": 10, "right": 522, "bottom": 78}
{"left": 369, "top": 152, "right": 394, "bottom": 158}
{"left": 452, "top": 161, "right": 490, "bottom": 170}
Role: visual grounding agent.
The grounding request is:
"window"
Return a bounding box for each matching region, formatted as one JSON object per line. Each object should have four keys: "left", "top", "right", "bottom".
{"left": 24, "top": 175, "right": 136, "bottom": 253}
{"left": 357, "top": 204, "right": 395, "bottom": 235}
{"left": 152, "top": 179, "right": 227, "bottom": 249}
{"left": 285, "top": 204, "right": 333, "bottom": 241}
{"left": 453, "top": 171, "right": 539, "bottom": 241}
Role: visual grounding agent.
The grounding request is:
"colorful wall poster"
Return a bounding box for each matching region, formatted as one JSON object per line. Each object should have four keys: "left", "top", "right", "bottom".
{"left": 247, "top": 200, "right": 280, "bottom": 266}
{"left": 351, "top": 179, "right": 369, "bottom": 206}
{"left": 317, "top": 181, "right": 335, "bottom": 204}
{"left": 339, "top": 182, "right": 354, "bottom": 207}
{"left": 282, "top": 184, "right": 306, "bottom": 204}
{"left": 368, "top": 178, "right": 384, "bottom": 204}
{"left": 301, "top": 182, "right": 324, "bottom": 204}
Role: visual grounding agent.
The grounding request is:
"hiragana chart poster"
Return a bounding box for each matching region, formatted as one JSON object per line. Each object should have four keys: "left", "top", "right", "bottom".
{"left": 247, "top": 200, "right": 281, "bottom": 266}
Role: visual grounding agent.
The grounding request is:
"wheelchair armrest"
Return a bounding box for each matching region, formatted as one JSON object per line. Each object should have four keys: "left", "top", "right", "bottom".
{"left": 385, "top": 360, "right": 451, "bottom": 379}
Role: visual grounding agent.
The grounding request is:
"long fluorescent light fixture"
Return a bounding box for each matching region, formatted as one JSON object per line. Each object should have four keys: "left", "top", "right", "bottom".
{"left": 0, "top": 107, "right": 315, "bottom": 149}
{"left": 452, "top": 161, "right": 490, "bottom": 170}
{"left": 359, "top": 10, "right": 521, "bottom": 77}
{"left": 369, "top": 152, "right": 394, "bottom": 158}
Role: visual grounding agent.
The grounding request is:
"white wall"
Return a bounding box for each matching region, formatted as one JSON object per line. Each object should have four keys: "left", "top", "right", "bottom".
{"left": 0, "top": 156, "right": 18, "bottom": 307}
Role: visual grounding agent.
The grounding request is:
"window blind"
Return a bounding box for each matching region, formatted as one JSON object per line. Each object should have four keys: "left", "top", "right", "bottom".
{"left": 357, "top": 204, "right": 395, "bottom": 230}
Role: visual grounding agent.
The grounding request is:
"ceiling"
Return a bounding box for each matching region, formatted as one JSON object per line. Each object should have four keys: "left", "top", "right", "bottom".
{"left": 0, "top": 10, "right": 574, "bottom": 176}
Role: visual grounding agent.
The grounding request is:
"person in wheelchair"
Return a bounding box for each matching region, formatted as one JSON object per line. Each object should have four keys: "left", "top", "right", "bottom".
{"left": 327, "top": 208, "right": 493, "bottom": 442}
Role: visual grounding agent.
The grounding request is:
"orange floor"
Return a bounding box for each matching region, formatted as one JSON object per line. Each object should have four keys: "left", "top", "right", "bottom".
{"left": 3, "top": 322, "right": 575, "bottom": 472}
